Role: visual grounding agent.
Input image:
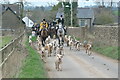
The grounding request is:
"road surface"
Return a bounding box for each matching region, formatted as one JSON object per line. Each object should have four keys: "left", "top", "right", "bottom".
{"left": 35, "top": 41, "right": 118, "bottom": 78}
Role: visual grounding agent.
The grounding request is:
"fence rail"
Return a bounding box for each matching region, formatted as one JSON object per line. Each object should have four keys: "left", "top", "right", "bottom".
{"left": 0, "top": 31, "right": 25, "bottom": 78}
{"left": 0, "top": 31, "right": 25, "bottom": 65}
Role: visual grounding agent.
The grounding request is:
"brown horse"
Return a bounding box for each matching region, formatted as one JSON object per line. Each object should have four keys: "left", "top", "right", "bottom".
{"left": 40, "top": 28, "right": 48, "bottom": 46}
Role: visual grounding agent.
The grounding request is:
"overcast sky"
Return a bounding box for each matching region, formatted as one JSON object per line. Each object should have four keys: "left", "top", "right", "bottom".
{"left": 1, "top": 0, "right": 120, "bottom": 7}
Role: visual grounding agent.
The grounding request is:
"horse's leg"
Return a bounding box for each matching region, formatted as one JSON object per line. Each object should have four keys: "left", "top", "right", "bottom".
{"left": 58, "top": 37, "right": 60, "bottom": 46}
{"left": 50, "top": 49, "right": 52, "bottom": 56}
{"left": 67, "top": 41, "right": 69, "bottom": 46}
{"left": 54, "top": 50, "right": 56, "bottom": 56}
{"left": 60, "top": 64, "right": 62, "bottom": 71}
{"left": 55, "top": 61, "right": 58, "bottom": 70}
{"left": 48, "top": 50, "right": 50, "bottom": 57}
{"left": 58, "top": 63, "right": 60, "bottom": 71}
{"left": 87, "top": 49, "right": 89, "bottom": 55}
{"left": 89, "top": 49, "right": 92, "bottom": 56}
{"left": 70, "top": 45, "right": 71, "bottom": 50}
{"left": 62, "top": 37, "right": 64, "bottom": 43}
{"left": 38, "top": 43, "right": 40, "bottom": 50}
{"left": 86, "top": 48, "right": 87, "bottom": 53}
{"left": 43, "top": 56, "right": 46, "bottom": 63}
{"left": 41, "top": 39, "right": 44, "bottom": 47}
{"left": 42, "top": 37, "right": 46, "bottom": 46}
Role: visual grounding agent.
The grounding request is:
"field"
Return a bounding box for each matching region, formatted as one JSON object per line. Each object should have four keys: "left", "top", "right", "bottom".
{"left": 0, "top": 36, "right": 13, "bottom": 48}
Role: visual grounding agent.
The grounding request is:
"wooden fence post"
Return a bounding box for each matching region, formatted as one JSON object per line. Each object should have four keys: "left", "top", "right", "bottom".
{"left": 0, "top": 50, "right": 2, "bottom": 79}
{"left": 0, "top": 4, "right": 2, "bottom": 79}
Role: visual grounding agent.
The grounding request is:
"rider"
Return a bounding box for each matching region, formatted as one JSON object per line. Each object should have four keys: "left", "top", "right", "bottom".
{"left": 39, "top": 19, "right": 48, "bottom": 46}
{"left": 40, "top": 18, "right": 48, "bottom": 32}
{"left": 57, "top": 15, "right": 67, "bottom": 34}
{"left": 56, "top": 15, "right": 65, "bottom": 46}
{"left": 57, "top": 15, "right": 64, "bottom": 26}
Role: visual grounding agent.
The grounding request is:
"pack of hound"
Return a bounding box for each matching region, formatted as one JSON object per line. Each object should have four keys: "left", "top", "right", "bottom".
{"left": 35, "top": 33, "right": 92, "bottom": 71}
{"left": 36, "top": 35, "right": 64, "bottom": 71}
{"left": 64, "top": 35, "right": 93, "bottom": 56}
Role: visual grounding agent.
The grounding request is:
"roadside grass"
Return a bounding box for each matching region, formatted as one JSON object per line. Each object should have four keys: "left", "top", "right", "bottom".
{"left": 92, "top": 46, "right": 119, "bottom": 60}
{"left": 18, "top": 37, "right": 47, "bottom": 78}
{"left": 70, "top": 35, "right": 119, "bottom": 60}
{"left": 31, "top": 36, "right": 37, "bottom": 42}
{"left": 0, "top": 36, "right": 13, "bottom": 48}
{"left": 69, "top": 35, "right": 81, "bottom": 41}
{"left": 75, "top": 37, "right": 80, "bottom": 41}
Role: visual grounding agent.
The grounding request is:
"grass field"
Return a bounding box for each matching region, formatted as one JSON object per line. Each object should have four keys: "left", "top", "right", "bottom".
{"left": 113, "top": 11, "right": 118, "bottom": 16}
{"left": 92, "top": 46, "right": 119, "bottom": 60}
{"left": 18, "top": 37, "right": 47, "bottom": 78}
{"left": 0, "top": 36, "right": 13, "bottom": 48}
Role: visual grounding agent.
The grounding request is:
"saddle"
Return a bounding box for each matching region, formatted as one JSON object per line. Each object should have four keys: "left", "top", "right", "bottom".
{"left": 41, "top": 28, "right": 48, "bottom": 37}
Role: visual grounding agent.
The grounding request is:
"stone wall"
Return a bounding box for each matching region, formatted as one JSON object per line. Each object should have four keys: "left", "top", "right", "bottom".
{"left": 67, "top": 25, "right": 118, "bottom": 46}
{"left": 93, "top": 26, "right": 118, "bottom": 46}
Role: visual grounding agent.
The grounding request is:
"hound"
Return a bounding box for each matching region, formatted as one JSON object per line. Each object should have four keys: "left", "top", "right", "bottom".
{"left": 45, "top": 36, "right": 51, "bottom": 44}
{"left": 69, "top": 39, "right": 74, "bottom": 50}
{"left": 53, "top": 35, "right": 56, "bottom": 39}
{"left": 64, "top": 35, "right": 69, "bottom": 46}
{"left": 76, "top": 41, "right": 82, "bottom": 51}
{"left": 40, "top": 47, "right": 46, "bottom": 63}
{"left": 29, "top": 35, "right": 32, "bottom": 46}
{"left": 84, "top": 43, "right": 92, "bottom": 56}
{"left": 55, "top": 54, "right": 63, "bottom": 71}
{"left": 46, "top": 43, "right": 53, "bottom": 57}
{"left": 52, "top": 40, "right": 57, "bottom": 56}
{"left": 57, "top": 46, "right": 64, "bottom": 56}
{"left": 32, "top": 31, "right": 36, "bottom": 36}
{"left": 37, "top": 36, "right": 42, "bottom": 50}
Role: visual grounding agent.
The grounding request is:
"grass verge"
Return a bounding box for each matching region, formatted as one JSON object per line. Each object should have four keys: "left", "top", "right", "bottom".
{"left": 31, "top": 36, "right": 37, "bottom": 42}
{"left": 92, "top": 46, "right": 119, "bottom": 60}
{"left": 18, "top": 38, "right": 47, "bottom": 78}
{"left": 69, "top": 35, "right": 81, "bottom": 41}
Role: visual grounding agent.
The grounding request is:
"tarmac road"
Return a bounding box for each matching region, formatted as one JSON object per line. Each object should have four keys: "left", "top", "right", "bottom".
{"left": 44, "top": 46, "right": 118, "bottom": 78}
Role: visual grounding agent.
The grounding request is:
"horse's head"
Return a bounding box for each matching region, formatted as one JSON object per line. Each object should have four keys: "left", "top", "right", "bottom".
{"left": 58, "top": 23, "right": 63, "bottom": 29}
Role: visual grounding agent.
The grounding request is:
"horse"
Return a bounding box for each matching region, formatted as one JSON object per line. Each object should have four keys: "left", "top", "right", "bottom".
{"left": 40, "top": 28, "right": 48, "bottom": 46}
{"left": 35, "top": 24, "right": 40, "bottom": 36}
{"left": 57, "top": 23, "right": 65, "bottom": 46}
{"left": 48, "top": 22, "right": 57, "bottom": 38}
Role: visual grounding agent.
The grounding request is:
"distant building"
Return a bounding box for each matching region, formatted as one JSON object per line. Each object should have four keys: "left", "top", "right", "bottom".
{"left": 22, "top": 16, "right": 34, "bottom": 27}
{"left": 2, "top": 6, "right": 25, "bottom": 29}
{"left": 77, "top": 8, "right": 94, "bottom": 28}
{"left": 2, "top": 4, "right": 21, "bottom": 17}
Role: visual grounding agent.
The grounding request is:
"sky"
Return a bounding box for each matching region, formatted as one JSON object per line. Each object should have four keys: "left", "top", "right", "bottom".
{"left": 0, "top": 0, "right": 120, "bottom": 7}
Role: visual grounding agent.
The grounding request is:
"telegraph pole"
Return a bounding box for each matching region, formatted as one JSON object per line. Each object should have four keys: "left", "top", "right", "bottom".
{"left": 70, "top": 0, "right": 73, "bottom": 27}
